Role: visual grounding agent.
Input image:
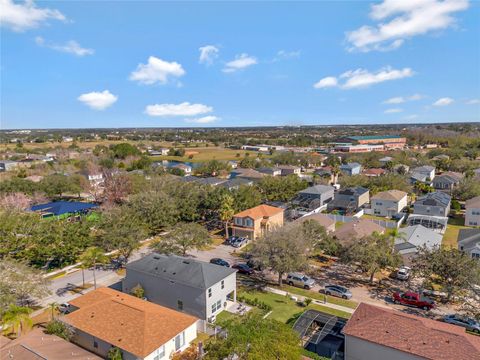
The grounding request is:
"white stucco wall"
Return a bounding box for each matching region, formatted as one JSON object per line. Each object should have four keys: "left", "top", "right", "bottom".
{"left": 465, "top": 207, "right": 480, "bottom": 226}
{"left": 205, "top": 272, "right": 237, "bottom": 320}
{"left": 144, "top": 321, "right": 197, "bottom": 360}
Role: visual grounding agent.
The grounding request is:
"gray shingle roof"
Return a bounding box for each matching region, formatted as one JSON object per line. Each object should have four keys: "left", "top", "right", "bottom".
{"left": 396, "top": 225, "right": 443, "bottom": 253}
{"left": 299, "top": 185, "right": 334, "bottom": 196}
{"left": 126, "top": 253, "right": 236, "bottom": 290}
{"left": 416, "top": 192, "right": 451, "bottom": 207}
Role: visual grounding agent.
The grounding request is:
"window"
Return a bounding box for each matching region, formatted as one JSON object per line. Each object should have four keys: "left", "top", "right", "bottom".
{"left": 212, "top": 300, "right": 223, "bottom": 313}
{"left": 177, "top": 300, "right": 183, "bottom": 310}
{"left": 208, "top": 288, "right": 212, "bottom": 298}
{"left": 211, "top": 303, "right": 217, "bottom": 313}
{"left": 153, "top": 346, "right": 165, "bottom": 360}
{"left": 221, "top": 280, "right": 224, "bottom": 290}
{"left": 245, "top": 219, "right": 253, "bottom": 227}
{"left": 217, "top": 300, "right": 222, "bottom": 310}
{"left": 175, "top": 332, "right": 185, "bottom": 351}
{"left": 93, "top": 340, "right": 98, "bottom": 349}
{"left": 234, "top": 217, "right": 242, "bottom": 226}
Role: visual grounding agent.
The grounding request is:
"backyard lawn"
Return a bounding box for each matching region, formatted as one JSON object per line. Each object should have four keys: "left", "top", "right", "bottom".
{"left": 362, "top": 214, "right": 396, "bottom": 223}
{"left": 238, "top": 289, "right": 351, "bottom": 323}
{"left": 443, "top": 217, "right": 467, "bottom": 248}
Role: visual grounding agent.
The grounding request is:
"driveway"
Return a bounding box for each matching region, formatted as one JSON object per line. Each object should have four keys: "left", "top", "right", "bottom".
{"left": 188, "top": 243, "right": 240, "bottom": 265}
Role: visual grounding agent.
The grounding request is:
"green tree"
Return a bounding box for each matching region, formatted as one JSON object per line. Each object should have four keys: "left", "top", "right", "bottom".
{"left": 342, "top": 233, "right": 401, "bottom": 283}
{"left": 78, "top": 247, "right": 108, "bottom": 289}
{"left": 2, "top": 305, "right": 33, "bottom": 337}
{"left": 48, "top": 302, "right": 59, "bottom": 321}
{"left": 252, "top": 224, "right": 310, "bottom": 285}
{"left": 257, "top": 175, "right": 308, "bottom": 202}
{"left": 300, "top": 220, "right": 339, "bottom": 256}
{"left": 111, "top": 143, "right": 140, "bottom": 159}
{"left": 151, "top": 222, "right": 211, "bottom": 256}
{"left": 231, "top": 185, "right": 262, "bottom": 212}
{"left": 107, "top": 346, "right": 123, "bottom": 360}
{"left": 218, "top": 192, "right": 235, "bottom": 238}
{"left": 130, "top": 284, "right": 145, "bottom": 299}
{"left": 412, "top": 246, "right": 480, "bottom": 302}
{"left": 205, "top": 313, "right": 301, "bottom": 360}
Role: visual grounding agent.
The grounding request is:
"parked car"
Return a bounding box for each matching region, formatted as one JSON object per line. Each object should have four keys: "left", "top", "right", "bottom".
{"left": 232, "top": 263, "right": 253, "bottom": 275}
{"left": 231, "top": 237, "right": 248, "bottom": 248}
{"left": 393, "top": 291, "right": 435, "bottom": 310}
{"left": 286, "top": 273, "right": 316, "bottom": 289}
{"left": 58, "top": 303, "right": 71, "bottom": 314}
{"left": 324, "top": 284, "right": 352, "bottom": 299}
{"left": 443, "top": 314, "right": 480, "bottom": 333}
{"left": 210, "top": 258, "right": 230, "bottom": 267}
{"left": 396, "top": 266, "right": 411, "bottom": 281}
{"left": 246, "top": 258, "right": 264, "bottom": 271}
{"left": 227, "top": 236, "right": 238, "bottom": 245}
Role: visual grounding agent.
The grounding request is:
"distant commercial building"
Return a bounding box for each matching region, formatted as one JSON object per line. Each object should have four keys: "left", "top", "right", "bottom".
{"left": 345, "top": 135, "right": 407, "bottom": 149}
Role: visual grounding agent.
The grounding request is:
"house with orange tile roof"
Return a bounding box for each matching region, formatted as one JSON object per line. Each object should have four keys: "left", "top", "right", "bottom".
{"left": 333, "top": 219, "right": 385, "bottom": 246}
{"left": 64, "top": 287, "right": 198, "bottom": 360}
{"left": 231, "top": 204, "right": 284, "bottom": 240}
{"left": 343, "top": 303, "right": 480, "bottom": 360}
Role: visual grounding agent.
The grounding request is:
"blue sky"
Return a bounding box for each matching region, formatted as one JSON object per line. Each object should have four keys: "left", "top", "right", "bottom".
{"left": 1, "top": 0, "right": 479, "bottom": 129}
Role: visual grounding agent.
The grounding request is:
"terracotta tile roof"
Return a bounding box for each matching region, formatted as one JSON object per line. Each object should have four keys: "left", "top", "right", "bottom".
{"left": 234, "top": 204, "right": 284, "bottom": 219}
{"left": 343, "top": 303, "right": 480, "bottom": 360}
{"left": 334, "top": 219, "right": 385, "bottom": 245}
{"left": 371, "top": 190, "right": 408, "bottom": 202}
{"left": 363, "top": 168, "right": 387, "bottom": 176}
{"left": 0, "top": 328, "right": 101, "bottom": 360}
{"left": 466, "top": 195, "right": 480, "bottom": 209}
{"left": 65, "top": 288, "right": 197, "bottom": 358}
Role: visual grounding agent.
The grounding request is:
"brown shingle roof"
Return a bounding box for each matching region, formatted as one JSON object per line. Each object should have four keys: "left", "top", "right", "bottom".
{"left": 334, "top": 219, "right": 385, "bottom": 245}
{"left": 0, "top": 328, "right": 101, "bottom": 360}
{"left": 371, "top": 190, "right": 407, "bottom": 202}
{"left": 295, "top": 213, "right": 335, "bottom": 231}
{"left": 65, "top": 288, "right": 197, "bottom": 358}
{"left": 234, "top": 204, "right": 284, "bottom": 219}
{"left": 343, "top": 303, "right": 480, "bottom": 360}
{"left": 466, "top": 195, "right": 480, "bottom": 209}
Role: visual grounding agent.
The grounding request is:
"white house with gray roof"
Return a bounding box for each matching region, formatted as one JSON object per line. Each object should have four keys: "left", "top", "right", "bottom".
{"left": 297, "top": 184, "right": 335, "bottom": 208}
{"left": 395, "top": 225, "right": 443, "bottom": 256}
{"left": 371, "top": 190, "right": 408, "bottom": 217}
{"left": 123, "top": 254, "right": 237, "bottom": 323}
{"left": 410, "top": 165, "right": 435, "bottom": 185}
{"left": 465, "top": 196, "right": 480, "bottom": 227}
{"left": 413, "top": 191, "right": 451, "bottom": 217}
{"left": 458, "top": 229, "right": 480, "bottom": 260}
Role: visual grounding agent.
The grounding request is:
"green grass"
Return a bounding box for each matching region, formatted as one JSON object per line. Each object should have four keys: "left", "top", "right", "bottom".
{"left": 272, "top": 284, "right": 358, "bottom": 309}
{"left": 150, "top": 147, "right": 265, "bottom": 163}
{"left": 362, "top": 214, "right": 395, "bottom": 223}
{"left": 443, "top": 217, "right": 467, "bottom": 248}
{"left": 238, "top": 289, "right": 351, "bottom": 323}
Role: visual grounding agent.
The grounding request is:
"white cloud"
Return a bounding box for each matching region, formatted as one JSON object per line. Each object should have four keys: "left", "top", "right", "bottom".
{"left": 130, "top": 56, "right": 185, "bottom": 85}
{"left": 383, "top": 93, "right": 424, "bottom": 104}
{"left": 346, "top": 0, "right": 469, "bottom": 52}
{"left": 77, "top": 90, "right": 118, "bottom": 110}
{"left": 433, "top": 97, "right": 454, "bottom": 106}
{"left": 199, "top": 45, "right": 219, "bottom": 65}
{"left": 273, "top": 50, "right": 301, "bottom": 61}
{"left": 313, "top": 76, "right": 338, "bottom": 89}
{"left": 223, "top": 53, "right": 257, "bottom": 73}
{"left": 145, "top": 102, "right": 213, "bottom": 117}
{"left": 466, "top": 99, "right": 480, "bottom": 105}
{"left": 384, "top": 108, "right": 403, "bottom": 114}
{"left": 185, "top": 115, "right": 220, "bottom": 124}
{"left": 315, "top": 66, "right": 414, "bottom": 90}
{"left": 0, "top": 0, "right": 66, "bottom": 32}
{"left": 35, "top": 36, "right": 94, "bottom": 56}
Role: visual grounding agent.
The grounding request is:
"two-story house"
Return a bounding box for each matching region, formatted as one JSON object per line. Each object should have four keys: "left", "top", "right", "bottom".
{"left": 433, "top": 171, "right": 463, "bottom": 192}
{"left": 231, "top": 204, "right": 284, "bottom": 240}
{"left": 296, "top": 184, "right": 335, "bottom": 208}
{"left": 278, "top": 165, "right": 301, "bottom": 176}
{"left": 410, "top": 165, "right": 435, "bottom": 185}
{"left": 65, "top": 287, "right": 198, "bottom": 360}
{"left": 370, "top": 190, "right": 408, "bottom": 217}
{"left": 327, "top": 187, "right": 370, "bottom": 215}
{"left": 465, "top": 196, "right": 480, "bottom": 227}
{"left": 340, "top": 162, "right": 362, "bottom": 176}
{"left": 458, "top": 229, "right": 480, "bottom": 260}
{"left": 123, "top": 254, "right": 236, "bottom": 326}
{"left": 413, "top": 191, "right": 451, "bottom": 217}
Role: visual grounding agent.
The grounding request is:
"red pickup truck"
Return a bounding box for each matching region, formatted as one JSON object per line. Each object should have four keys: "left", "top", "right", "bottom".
{"left": 393, "top": 291, "right": 435, "bottom": 310}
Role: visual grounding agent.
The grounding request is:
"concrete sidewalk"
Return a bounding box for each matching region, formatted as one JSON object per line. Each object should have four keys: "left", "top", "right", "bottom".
{"left": 265, "top": 286, "right": 355, "bottom": 314}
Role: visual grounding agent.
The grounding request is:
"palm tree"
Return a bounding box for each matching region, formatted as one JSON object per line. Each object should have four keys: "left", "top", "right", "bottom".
{"left": 2, "top": 305, "right": 33, "bottom": 337}
{"left": 79, "top": 247, "right": 109, "bottom": 289}
{"left": 48, "top": 302, "right": 59, "bottom": 321}
{"left": 218, "top": 193, "right": 235, "bottom": 239}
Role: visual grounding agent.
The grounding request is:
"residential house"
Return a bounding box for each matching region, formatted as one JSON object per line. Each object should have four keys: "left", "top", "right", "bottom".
{"left": 0, "top": 160, "right": 19, "bottom": 172}
{"left": 340, "top": 162, "right": 362, "bottom": 176}
{"left": 410, "top": 165, "right": 435, "bottom": 185}
{"left": 295, "top": 213, "right": 336, "bottom": 233}
{"left": 393, "top": 163, "right": 409, "bottom": 175}
{"left": 123, "top": 254, "right": 236, "bottom": 322}
{"left": 219, "top": 177, "right": 253, "bottom": 190}
{"left": 80, "top": 169, "right": 104, "bottom": 187}
{"left": 327, "top": 187, "right": 370, "bottom": 215}
{"left": 333, "top": 219, "right": 385, "bottom": 246}
{"left": 227, "top": 160, "right": 238, "bottom": 169}
{"left": 0, "top": 328, "right": 101, "bottom": 360}
{"left": 433, "top": 171, "right": 463, "bottom": 192}
{"left": 379, "top": 156, "right": 393, "bottom": 167}
{"left": 257, "top": 167, "right": 282, "bottom": 176}
{"left": 363, "top": 168, "right": 387, "bottom": 177}
{"left": 343, "top": 303, "right": 480, "bottom": 360}
{"left": 230, "top": 168, "right": 266, "bottom": 182}
{"left": 466, "top": 196, "right": 480, "bottom": 227}
{"left": 231, "top": 204, "right": 284, "bottom": 240}
{"left": 65, "top": 287, "right": 198, "bottom": 360}
{"left": 395, "top": 225, "right": 443, "bottom": 259}
{"left": 413, "top": 191, "right": 451, "bottom": 217}
{"left": 278, "top": 165, "right": 301, "bottom": 176}
{"left": 196, "top": 177, "right": 228, "bottom": 186}
{"left": 296, "top": 185, "right": 335, "bottom": 208}
{"left": 148, "top": 148, "right": 169, "bottom": 156}
{"left": 370, "top": 190, "right": 408, "bottom": 217}
{"left": 171, "top": 163, "right": 192, "bottom": 175}
{"left": 314, "top": 166, "right": 333, "bottom": 177}
{"left": 458, "top": 229, "right": 480, "bottom": 259}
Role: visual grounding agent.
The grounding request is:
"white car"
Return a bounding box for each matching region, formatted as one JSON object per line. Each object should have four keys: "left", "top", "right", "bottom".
{"left": 396, "top": 266, "right": 411, "bottom": 281}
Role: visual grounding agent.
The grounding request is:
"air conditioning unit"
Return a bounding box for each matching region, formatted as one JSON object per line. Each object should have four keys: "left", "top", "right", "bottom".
{"left": 208, "top": 315, "right": 217, "bottom": 324}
